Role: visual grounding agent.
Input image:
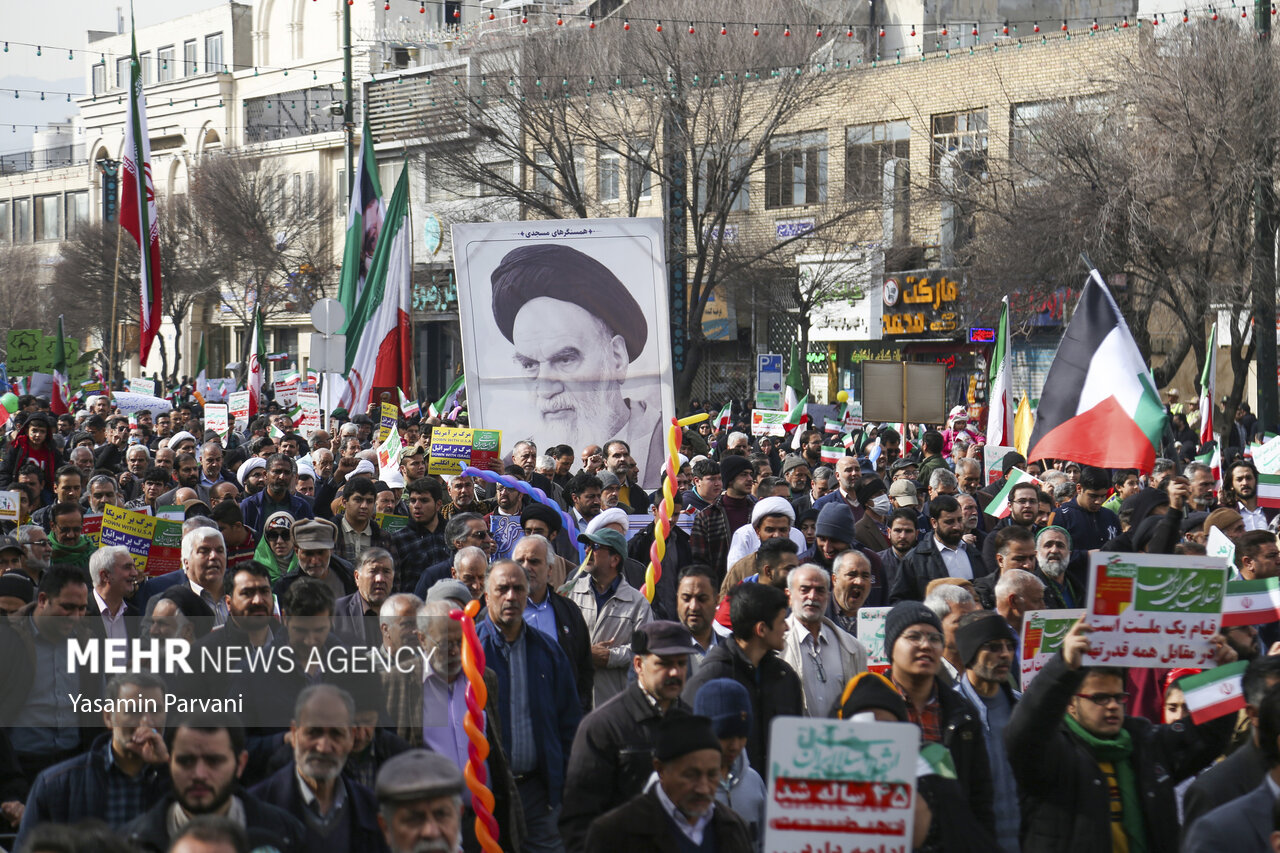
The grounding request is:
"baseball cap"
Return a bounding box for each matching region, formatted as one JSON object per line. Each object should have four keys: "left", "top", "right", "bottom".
{"left": 888, "top": 480, "right": 919, "bottom": 506}
{"left": 577, "top": 528, "right": 628, "bottom": 556}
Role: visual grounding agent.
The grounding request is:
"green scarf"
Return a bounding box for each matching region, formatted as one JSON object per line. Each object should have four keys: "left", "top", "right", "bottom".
{"left": 252, "top": 534, "right": 297, "bottom": 583}
{"left": 1064, "top": 715, "right": 1148, "bottom": 853}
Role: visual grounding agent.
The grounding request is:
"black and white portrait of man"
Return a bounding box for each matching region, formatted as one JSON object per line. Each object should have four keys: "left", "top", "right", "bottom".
{"left": 453, "top": 219, "right": 674, "bottom": 487}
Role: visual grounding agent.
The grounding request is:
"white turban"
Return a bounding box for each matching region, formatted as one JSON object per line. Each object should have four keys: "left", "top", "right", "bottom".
{"left": 237, "top": 457, "right": 266, "bottom": 485}
{"left": 586, "top": 507, "right": 629, "bottom": 535}
{"left": 751, "top": 496, "right": 796, "bottom": 525}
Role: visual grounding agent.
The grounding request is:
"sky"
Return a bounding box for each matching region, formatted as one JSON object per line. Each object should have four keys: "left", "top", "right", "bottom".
{"left": 0, "top": 0, "right": 221, "bottom": 154}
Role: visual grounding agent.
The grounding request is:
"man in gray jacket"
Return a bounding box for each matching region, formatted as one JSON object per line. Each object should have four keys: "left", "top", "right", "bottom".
{"left": 569, "top": 529, "right": 653, "bottom": 706}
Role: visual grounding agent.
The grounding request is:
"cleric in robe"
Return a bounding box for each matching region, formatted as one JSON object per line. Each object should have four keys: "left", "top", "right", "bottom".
{"left": 490, "top": 244, "right": 664, "bottom": 482}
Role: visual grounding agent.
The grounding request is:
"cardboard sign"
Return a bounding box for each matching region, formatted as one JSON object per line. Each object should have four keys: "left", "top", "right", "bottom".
{"left": 856, "top": 606, "right": 892, "bottom": 674}
{"left": 1020, "top": 609, "right": 1086, "bottom": 690}
{"left": 428, "top": 426, "right": 503, "bottom": 476}
{"left": 6, "top": 329, "right": 86, "bottom": 381}
{"left": 227, "top": 391, "right": 251, "bottom": 432}
{"left": 765, "top": 717, "right": 918, "bottom": 853}
{"left": 1254, "top": 434, "right": 1280, "bottom": 475}
{"left": 130, "top": 377, "right": 157, "bottom": 397}
{"left": 111, "top": 391, "right": 173, "bottom": 415}
{"left": 83, "top": 513, "right": 102, "bottom": 547}
{"left": 100, "top": 504, "right": 183, "bottom": 578}
{"left": 983, "top": 444, "right": 1017, "bottom": 485}
{"left": 379, "top": 401, "right": 399, "bottom": 443}
{"left": 376, "top": 513, "right": 410, "bottom": 534}
{"left": 0, "top": 490, "right": 20, "bottom": 525}
{"left": 1207, "top": 526, "right": 1236, "bottom": 567}
{"left": 273, "top": 370, "right": 300, "bottom": 409}
{"left": 751, "top": 409, "right": 787, "bottom": 437}
{"left": 471, "top": 429, "right": 501, "bottom": 472}
{"left": 296, "top": 392, "right": 322, "bottom": 439}
{"left": 205, "top": 404, "right": 230, "bottom": 446}
{"left": 1084, "top": 551, "right": 1228, "bottom": 668}
{"left": 377, "top": 425, "right": 403, "bottom": 481}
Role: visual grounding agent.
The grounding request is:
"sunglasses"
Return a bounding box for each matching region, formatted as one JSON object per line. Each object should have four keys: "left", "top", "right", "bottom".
{"left": 265, "top": 530, "right": 292, "bottom": 541}
{"left": 1075, "top": 692, "right": 1130, "bottom": 706}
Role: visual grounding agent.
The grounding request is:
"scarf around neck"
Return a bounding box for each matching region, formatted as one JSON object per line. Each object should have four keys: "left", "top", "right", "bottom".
{"left": 1064, "top": 714, "right": 1147, "bottom": 853}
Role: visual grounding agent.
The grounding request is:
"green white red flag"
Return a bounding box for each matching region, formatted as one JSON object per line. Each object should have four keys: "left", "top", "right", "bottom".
{"left": 429, "top": 373, "right": 466, "bottom": 419}
{"left": 337, "top": 116, "right": 385, "bottom": 320}
{"left": 119, "top": 20, "right": 161, "bottom": 366}
{"left": 987, "top": 296, "right": 1012, "bottom": 446}
{"left": 51, "top": 315, "right": 69, "bottom": 415}
{"left": 985, "top": 468, "right": 1042, "bottom": 519}
{"left": 715, "top": 402, "right": 731, "bottom": 429}
{"left": 247, "top": 307, "right": 265, "bottom": 416}
{"left": 398, "top": 388, "right": 420, "bottom": 419}
{"left": 1221, "top": 578, "right": 1280, "bottom": 627}
{"left": 1199, "top": 323, "right": 1217, "bottom": 447}
{"left": 1258, "top": 473, "right": 1280, "bottom": 509}
{"left": 1175, "top": 661, "right": 1248, "bottom": 724}
{"left": 340, "top": 166, "right": 413, "bottom": 413}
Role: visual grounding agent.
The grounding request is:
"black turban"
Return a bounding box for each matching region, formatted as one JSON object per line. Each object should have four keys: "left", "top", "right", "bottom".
{"left": 490, "top": 244, "right": 647, "bottom": 362}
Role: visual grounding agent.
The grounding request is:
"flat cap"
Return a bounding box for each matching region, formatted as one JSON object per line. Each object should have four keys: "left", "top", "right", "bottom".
{"left": 490, "top": 244, "right": 647, "bottom": 362}
{"left": 375, "top": 749, "right": 464, "bottom": 803}
{"left": 632, "top": 621, "right": 699, "bottom": 657}
{"left": 780, "top": 455, "right": 810, "bottom": 476}
{"left": 293, "top": 518, "right": 337, "bottom": 550}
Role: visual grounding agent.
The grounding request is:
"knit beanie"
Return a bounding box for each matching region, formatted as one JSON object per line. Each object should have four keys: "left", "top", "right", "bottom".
{"left": 883, "top": 600, "right": 943, "bottom": 660}
{"left": 719, "top": 455, "right": 753, "bottom": 488}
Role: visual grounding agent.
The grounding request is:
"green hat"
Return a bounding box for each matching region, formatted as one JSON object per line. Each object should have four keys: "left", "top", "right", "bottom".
{"left": 577, "top": 528, "right": 628, "bottom": 557}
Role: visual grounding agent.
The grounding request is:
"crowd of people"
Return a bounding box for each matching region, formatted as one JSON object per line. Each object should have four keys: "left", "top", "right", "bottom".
{"left": 0, "top": 388, "right": 1276, "bottom": 853}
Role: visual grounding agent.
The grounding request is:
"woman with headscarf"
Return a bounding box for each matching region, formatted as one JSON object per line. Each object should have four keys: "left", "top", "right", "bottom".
{"left": 0, "top": 412, "right": 60, "bottom": 500}
{"left": 252, "top": 510, "right": 298, "bottom": 582}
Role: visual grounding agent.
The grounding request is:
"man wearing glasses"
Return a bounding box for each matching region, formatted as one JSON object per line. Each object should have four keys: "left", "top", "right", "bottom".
{"left": 883, "top": 600, "right": 994, "bottom": 837}
{"left": 779, "top": 564, "right": 867, "bottom": 717}
{"left": 981, "top": 480, "right": 1041, "bottom": 575}
{"left": 1006, "top": 617, "right": 1237, "bottom": 853}
{"left": 954, "top": 611, "right": 1023, "bottom": 853}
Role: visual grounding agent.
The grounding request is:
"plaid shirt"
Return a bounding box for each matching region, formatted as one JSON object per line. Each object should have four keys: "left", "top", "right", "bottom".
{"left": 894, "top": 678, "right": 943, "bottom": 743}
{"left": 389, "top": 519, "right": 452, "bottom": 594}
{"left": 690, "top": 496, "right": 732, "bottom": 576}
{"left": 101, "top": 738, "right": 151, "bottom": 827}
{"left": 440, "top": 498, "right": 496, "bottom": 520}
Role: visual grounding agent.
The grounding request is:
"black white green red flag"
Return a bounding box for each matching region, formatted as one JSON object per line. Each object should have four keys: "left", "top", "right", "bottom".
{"left": 1027, "top": 269, "right": 1166, "bottom": 471}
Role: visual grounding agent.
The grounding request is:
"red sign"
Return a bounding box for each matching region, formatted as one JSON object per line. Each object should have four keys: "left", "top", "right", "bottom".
{"left": 968, "top": 327, "right": 996, "bottom": 343}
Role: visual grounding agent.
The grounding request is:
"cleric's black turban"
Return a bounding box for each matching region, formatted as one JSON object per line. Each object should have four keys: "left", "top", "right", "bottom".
{"left": 490, "top": 244, "right": 647, "bottom": 362}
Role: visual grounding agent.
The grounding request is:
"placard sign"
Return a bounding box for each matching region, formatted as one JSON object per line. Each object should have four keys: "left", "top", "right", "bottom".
{"left": 1084, "top": 552, "right": 1228, "bottom": 668}
{"left": 227, "top": 391, "right": 251, "bottom": 432}
{"left": 1020, "top": 609, "right": 1086, "bottom": 690}
{"left": 751, "top": 409, "right": 787, "bottom": 437}
{"left": 205, "top": 404, "right": 230, "bottom": 445}
{"left": 99, "top": 504, "right": 183, "bottom": 578}
{"left": 856, "top": 606, "right": 891, "bottom": 674}
{"left": 765, "top": 717, "right": 918, "bottom": 853}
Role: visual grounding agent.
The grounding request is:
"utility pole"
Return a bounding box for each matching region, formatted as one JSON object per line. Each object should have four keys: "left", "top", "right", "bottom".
{"left": 342, "top": 0, "right": 355, "bottom": 201}
{"left": 1254, "top": 0, "right": 1278, "bottom": 432}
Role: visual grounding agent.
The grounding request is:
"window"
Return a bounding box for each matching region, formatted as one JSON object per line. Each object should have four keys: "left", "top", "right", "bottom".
{"left": 92, "top": 63, "right": 106, "bottom": 95}
{"left": 697, "top": 151, "right": 750, "bottom": 212}
{"left": 65, "top": 192, "right": 89, "bottom": 238}
{"left": 34, "top": 195, "right": 60, "bottom": 241}
{"left": 157, "top": 46, "right": 174, "bottom": 82}
{"left": 532, "top": 148, "right": 585, "bottom": 198}
{"left": 479, "top": 160, "right": 512, "bottom": 196}
{"left": 628, "top": 143, "right": 653, "bottom": 201}
{"left": 116, "top": 57, "right": 131, "bottom": 90}
{"left": 205, "top": 34, "right": 224, "bottom": 72}
{"left": 930, "top": 109, "right": 988, "bottom": 178}
{"left": 598, "top": 151, "right": 620, "bottom": 202}
{"left": 274, "top": 327, "right": 298, "bottom": 355}
{"left": 845, "top": 120, "right": 910, "bottom": 200}
{"left": 0, "top": 201, "right": 10, "bottom": 243}
{"left": 183, "top": 39, "right": 197, "bottom": 75}
{"left": 139, "top": 52, "right": 152, "bottom": 85}
{"left": 14, "top": 198, "right": 32, "bottom": 242}
{"left": 765, "top": 131, "right": 827, "bottom": 208}
{"left": 291, "top": 174, "right": 301, "bottom": 216}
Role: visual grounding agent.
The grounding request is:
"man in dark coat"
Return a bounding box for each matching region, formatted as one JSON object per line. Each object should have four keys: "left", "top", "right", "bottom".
{"left": 561, "top": 621, "right": 699, "bottom": 851}
{"left": 683, "top": 583, "right": 803, "bottom": 772}
{"left": 582, "top": 715, "right": 752, "bottom": 853}
{"left": 889, "top": 494, "right": 985, "bottom": 602}
{"left": 1006, "top": 617, "right": 1236, "bottom": 853}
{"left": 249, "top": 684, "right": 388, "bottom": 853}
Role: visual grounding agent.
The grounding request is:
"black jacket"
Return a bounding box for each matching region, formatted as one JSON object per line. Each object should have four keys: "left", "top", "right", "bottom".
{"left": 1005, "top": 653, "right": 1234, "bottom": 853}
{"left": 123, "top": 790, "right": 306, "bottom": 853}
{"left": 560, "top": 683, "right": 691, "bottom": 852}
{"left": 273, "top": 554, "right": 357, "bottom": 602}
{"left": 248, "top": 761, "right": 389, "bottom": 853}
{"left": 889, "top": 669, "right": 996, "bottom": 837}
{"left": 332, "top": 591, "right": 378, "bottom": 647}
{"left": 682, "top": 639, "right": 804, "bottom": 772}
{"left": 583, "top": 788, "right": 753, "bottom": 853}
{"left": 888, "top": 534, "right": 986, "bottom": 602}
{"left": 1181, "top": 736, "right": 1269, "bottom": 829}
{"left": 625, "top": 521, "right": 691, "bottom": 622}
{"left": 546, "top": 592, "right": 594, "bottom": 714}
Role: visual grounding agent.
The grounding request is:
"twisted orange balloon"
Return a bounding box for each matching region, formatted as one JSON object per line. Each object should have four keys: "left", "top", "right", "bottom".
{"left": 645, "top": 413, "right": 709, "bottom": 602}
{"left": 450, "top": 599, "right": 501, "bottom": 853}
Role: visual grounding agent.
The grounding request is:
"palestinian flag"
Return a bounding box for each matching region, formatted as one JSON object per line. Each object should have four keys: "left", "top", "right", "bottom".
{"left": 820, "top": 446, "right": 844, "bottom": 465}
{"left": 1222, "top": 578, "right": 1280, "bottom": 627}
{"left": 1027, "top": 269, "right": 1166, "bottom": 471}
{"left": 987, "top": 296, "right": 1013, "bottom": 446}
{"left": 1257, "top": 473, "right": 1280, "bottom": 509}
{"left": 337, "top": 116, "right": 385, "bottom": 318}
{"left": 339, "top": 166, "right": 413, "bottom": 413}
{"left": 119, "top": 19, "right": 161, "bottom": 366}
{"left": 715, "top": 402, "right": 731, "bottom": 429}
{"left": 429, "top": 373, "right": 466, "bottom": 419}
{"left": 986, "top": 468, "right": 1042, "bottom": 519}
{"left": 1175, "top": 661, "right": 1249, "bottom": 724}
{"left": 51, "top": 315, "right": 69, "bottom": 415}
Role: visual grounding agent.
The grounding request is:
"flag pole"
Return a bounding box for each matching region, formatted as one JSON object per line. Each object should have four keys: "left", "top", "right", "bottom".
{"left": 109, "top": 222, "right": 123, "bottom": 387}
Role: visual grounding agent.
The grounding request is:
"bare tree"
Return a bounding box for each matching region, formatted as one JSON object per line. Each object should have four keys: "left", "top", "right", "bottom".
{"left": 50, "top": 222, "right": 137, "bottom": 380}
{"left": 422, "top": 0, "right": 858, "bottom": 405}
{"left": 0, "top": 245, "right": 55, "bottom": 358}
{"left": 942, "top": 23, "right": 1277, "bottom": 444}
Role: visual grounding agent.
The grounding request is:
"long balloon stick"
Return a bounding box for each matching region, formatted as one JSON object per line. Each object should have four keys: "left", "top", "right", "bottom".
{"left": 645, "top": 413, "right": 709, "bottom": 602}
{"left": 461, "top": 465, "right": 583, "bottom": 559}
{"left": 451, "top": 600, "right": 501, "bottom": 853}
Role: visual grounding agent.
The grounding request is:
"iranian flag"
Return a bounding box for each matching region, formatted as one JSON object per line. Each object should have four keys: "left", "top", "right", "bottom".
{"left": 1199, "top": 323, "right": 1217, "bottom": 448}
{"left": 715, "top": 402, "right": 732, "bottom": 429}
{"left": 1027, "top": 269, "right": 1166, "bottom": 471}
{"left": 193, "top": 332, "right": 208, "bottom": 404}
{"left": 986, "top": 467, "right": 1042, "bottom": 518}
{"left": 987, "top": 296, "right": 1013, "bottom": 446}
{"left": 429, "top": 373, "right": 466, "bottom": 419}
{"left": 1176, "top": 661, "right": 1249, "bottom": 724}
{"left": 337, "top": 116, "right": 385, "bottom": 316}
{"left": 247, "top": 307, "right": 265, "bottom": 416}
{"left": 340, "top": 166, "right": 413, "bottom": 414}
{"left": 819, "top": 446, "right": 844, "bottom": 465}
{"left": 783, "top": 341, "right": 804, "bottom": 414}
{"left": 1257, "top": 473, "right": 1280, "bottom": 509}
{"left": 399, "top": 388, "right": 421, "bottom": 419}
{"left": 1196, "top": 444, "right": 1223, "bottom": 491}
{"left": 51, "top": 315, "right": 69, "bottom": 415}
{"left": 119, "top": 22, "right": 161, "bottom": 366}
{"left": 1222, "top": 578, "right": 1280, "bottom": 627}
